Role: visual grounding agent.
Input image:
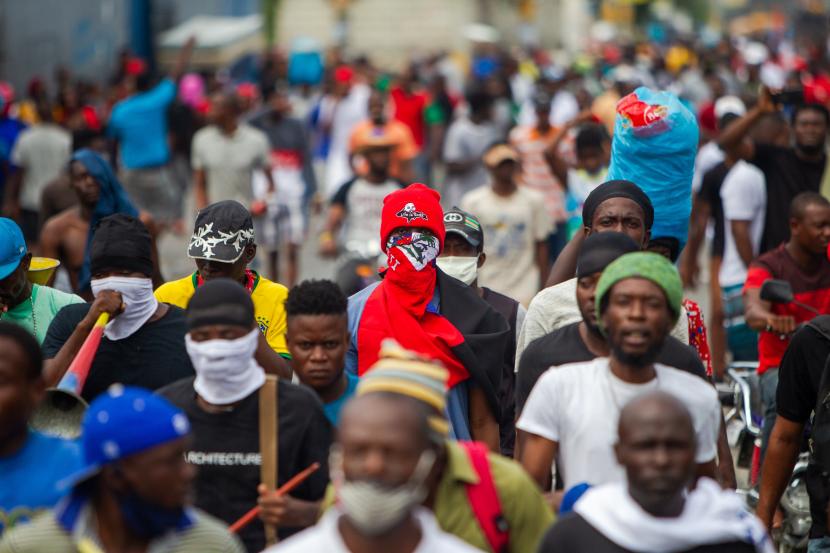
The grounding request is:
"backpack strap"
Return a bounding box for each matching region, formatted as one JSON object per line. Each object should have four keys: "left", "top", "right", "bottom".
{"left": 460, "top": 441, "right": 509, "bottom": 553}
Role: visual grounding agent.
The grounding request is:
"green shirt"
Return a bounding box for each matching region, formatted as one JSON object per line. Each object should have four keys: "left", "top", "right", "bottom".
{"left": 0, "top": 508, "right": 244, "bottom": 553}
{"left": 324, "top": 441, "right": 554, "bottom": 552}
{"left": 0, "top": 285, "right": 83, "bottom": 344}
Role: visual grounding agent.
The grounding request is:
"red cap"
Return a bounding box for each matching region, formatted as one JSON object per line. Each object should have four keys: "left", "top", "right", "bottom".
{"left": 380, "top": 183, "right": 445, "bottom": 253}
{"left": 334, "top": 65, "right": 354, "bottom": 84}
{"left": 126, "top": 57, "right": 147, "bottom": 76}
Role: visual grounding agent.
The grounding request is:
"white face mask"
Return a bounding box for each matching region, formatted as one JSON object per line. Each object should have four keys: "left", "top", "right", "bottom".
{"left": 185, "top": 328, "right": 265, "bottom": 405}
{"left": 436, "top": 255, "right": 479, "bottom": 286}
{"left": 90, "top": 276, "right": 158, "bottom": 341}
{"left": 331, "top": 446, "right": 436, "bottom": 536}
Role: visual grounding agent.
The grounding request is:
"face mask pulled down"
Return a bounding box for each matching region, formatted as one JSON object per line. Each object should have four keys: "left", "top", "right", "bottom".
{"left": 332, "top": 447, "right": 436, "bottom": 536}
{"left": 436, "top": 255, "right": 478, "bottom": 286}
{"left": 185, "top": 328, "right": 265, "bottom": 405}
{"left": 90, "top": 277, "right": 158, "bottom": 341}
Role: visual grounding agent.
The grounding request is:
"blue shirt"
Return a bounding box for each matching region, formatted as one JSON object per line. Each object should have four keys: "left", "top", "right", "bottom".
{"left": 322, "top": 372, "right": 359, "bottom": 426}
{"left": 0, "top": 430, "right": 82, "bottom": 534}
{"left": 108, "top": 79, "right": 176, "bottom": 169}
{"left": 345, "top": 281, "right": 471, "bottom": 439}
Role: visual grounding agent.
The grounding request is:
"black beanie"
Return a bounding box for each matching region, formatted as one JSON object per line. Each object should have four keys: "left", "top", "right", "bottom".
{"left": 576, "top": 231, "right": 640, "bottom": 278}
{"left": 89, "top": 214, "right": 154, "bottom": 277}
{"left": 581, "top": 180, "right": 654, "bottom": 230}
{"left": 187, "top": 278, "right": 255, "bottom": 331}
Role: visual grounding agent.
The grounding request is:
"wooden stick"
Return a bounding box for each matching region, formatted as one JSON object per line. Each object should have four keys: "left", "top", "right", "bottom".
{"left": 229, "top": 462, "right": 321, "bottom": 534}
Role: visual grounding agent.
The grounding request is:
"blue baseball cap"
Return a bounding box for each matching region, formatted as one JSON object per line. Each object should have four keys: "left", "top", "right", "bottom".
{"left": 58, "top": 385, "right": 191, "bottom": 491}
{"left": 0, "top": 217, "right": 26, "bottom": 280}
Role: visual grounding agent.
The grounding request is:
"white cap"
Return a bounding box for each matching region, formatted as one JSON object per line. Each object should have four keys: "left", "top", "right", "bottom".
{"left": 742, "top": 42, "right": 769, "bottom": 66}
{"left": 714, "top": 95, "right": 746, "bottom": 119}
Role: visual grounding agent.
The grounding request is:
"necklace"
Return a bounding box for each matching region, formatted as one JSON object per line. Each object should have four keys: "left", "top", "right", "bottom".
{"left": 606, "top": 364, "right": 659, "bottom": 411}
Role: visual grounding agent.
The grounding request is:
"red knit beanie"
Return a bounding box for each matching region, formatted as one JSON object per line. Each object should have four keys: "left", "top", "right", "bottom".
{"left": 380, "top": 183, "right": 445, "bottom": 252}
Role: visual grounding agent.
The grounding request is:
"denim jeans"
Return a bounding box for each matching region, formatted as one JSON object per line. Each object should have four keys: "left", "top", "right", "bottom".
{"left": 760, "top": 368, "right": 779, "bottom": 465}
{"left": 809, "top": 536, "right": 830, "bottom": 552}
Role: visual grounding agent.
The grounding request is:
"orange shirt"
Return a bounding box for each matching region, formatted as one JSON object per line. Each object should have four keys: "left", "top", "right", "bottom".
{"left": 509, "top": 124, "right": 566, "bottom": 223}
{"left": 348, "top": 120, "right": 418, "bottom": 180}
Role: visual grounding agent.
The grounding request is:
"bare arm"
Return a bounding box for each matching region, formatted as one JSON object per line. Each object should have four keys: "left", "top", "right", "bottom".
{"left": 139, "top": 212, "right": 164, "bottom": 288}
{"left": 543, "top": 127, "right": 572, "bottom": 186}
{"left": 397, "top": 158, "right": 415, "bottom": 185}
{"left": 695, "top": 459, "right": 718, "bottom": 482}
{"left": 730, "top": 220, "right": 755, "bottom": 268}
{"left": 536, "top": 240, "right": 550, "bottom": 289}
{"left": 43, "top": 291, "right": 124, "bottom": 386}
{"left": 469, "top": 386, "right": 501, "bottom": 452}
{"left": 545, "top": 230, "right": 586, "bottom": 287}
{"left": 2, "top": 169, "right": 22, "bottom": 219}
{"left": 757, "top": 416, "right": 804, "bottom": 529}
{"left": 679, "top": 195, "right": 711, "bottom": 288}
{"left": 193, "top": 169, "right": 208, "bottom": 211}
{"left": 255, "top": 332, "right": 292, "bottom": 379}
{"left": 744, "top": 287, "right": 797, "bottom": 334}
{"left": 319, "top": 204, "right": 345, "bottom": 257}
{"left": 170, "top": 36, "right": 196, "bottom": 82}
{"left": 716, "top": 412, "right": 737, "bottom": 489}
{"left": 518, "top": 431, "right": 558, "bottom": 489}
{"left": 718, "top": 86, "right": 775, "bottom": 153}
{"left": 39, "top": 219, "right": 62, "bottom": 260}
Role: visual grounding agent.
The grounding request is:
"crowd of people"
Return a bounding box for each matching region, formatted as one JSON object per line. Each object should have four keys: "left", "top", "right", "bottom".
{"left": 3, "top": 22, "right": 830, "bottom": 553}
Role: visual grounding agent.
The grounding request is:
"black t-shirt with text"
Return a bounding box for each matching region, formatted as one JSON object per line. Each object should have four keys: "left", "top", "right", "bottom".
{"left": 751, "top": 143, "right": 825, "bottom": 252}
{"left": 538, "top": 513, "right": 756, "bottom": 553}
{"left": 158, "top": 377, "right": 333, "bottom": 553}
{"left": 42, "top": 303, "right": 194, "bottom": 402}
{"left": 517, "top": 322, "right": 708, "bottom": 412}
{"left": 776, "top": 321, "right": 830, "bottom": 538}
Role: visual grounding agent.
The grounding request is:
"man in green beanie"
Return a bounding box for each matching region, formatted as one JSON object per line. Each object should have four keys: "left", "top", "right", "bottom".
{"left": 517, "top": 252, "right": 721, "bottom": 498}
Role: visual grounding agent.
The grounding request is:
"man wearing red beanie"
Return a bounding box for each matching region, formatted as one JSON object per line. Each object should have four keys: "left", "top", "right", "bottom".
{"left": 344, "top": 183, "right": 510, "bottom": 451}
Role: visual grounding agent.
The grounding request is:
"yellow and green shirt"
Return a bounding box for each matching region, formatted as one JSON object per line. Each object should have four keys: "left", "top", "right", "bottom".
{"left": 154, "top": 272, "right": 290, "bottom": 357}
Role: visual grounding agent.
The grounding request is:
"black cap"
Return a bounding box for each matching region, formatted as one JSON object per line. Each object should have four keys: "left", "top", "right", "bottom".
{"left": 188, "top": 201, "right": 255, "bottom": 263}
{"left": 575, "top": 231, "right": 639, "bottom": 278}
{"left": 187, "top": 278, "right": 255, "bottom": 330}
{"left": 443, "top": 207, "right": 484, "bottom": 250}
{"left": 90, "top": 214, "right": 154, "bottom": 277}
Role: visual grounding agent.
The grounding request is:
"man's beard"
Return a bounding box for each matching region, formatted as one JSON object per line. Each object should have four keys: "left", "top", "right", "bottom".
{"left": 610, "top": 339, "right": 663, "bottom": 368}
{"left": 798, "top": 142, "right": 825, "bottom": 157}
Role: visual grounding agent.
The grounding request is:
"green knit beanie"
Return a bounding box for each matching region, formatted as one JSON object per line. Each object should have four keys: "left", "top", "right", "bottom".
{"left": 595, "top": 251, "right": 682, "bottom": 331}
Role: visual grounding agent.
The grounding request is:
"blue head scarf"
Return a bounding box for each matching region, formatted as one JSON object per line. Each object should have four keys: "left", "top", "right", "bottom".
{"left": 72, "top": 149, "right": 139, "bottom": 291}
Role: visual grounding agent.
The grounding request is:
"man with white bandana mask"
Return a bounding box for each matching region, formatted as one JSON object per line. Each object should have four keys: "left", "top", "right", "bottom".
{"left": 344, "top": 183, "right": 510, "bottom": 452}
{"left": 437, "top": 206, "right": 526, "bottom": 457}
{"left": 42, "top": 214, "right": 193, "bottom": 401}
{"left": 159, "top": 278, "right": 331, "bottom": 553}
{"left": 538, "top": 391, "right": 773, "bottom": 553}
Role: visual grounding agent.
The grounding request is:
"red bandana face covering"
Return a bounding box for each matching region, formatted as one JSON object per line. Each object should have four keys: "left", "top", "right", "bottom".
{"left": 196, "top": 269, "right": 256, "bottom": 293}
{"left": 358, "top": 232, "right": 469, "bottom": 387}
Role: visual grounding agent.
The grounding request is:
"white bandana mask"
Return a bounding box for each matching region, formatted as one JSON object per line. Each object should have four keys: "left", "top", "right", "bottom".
{"left": 90, "top": 277, "right": 158, "bottom": 341}
{"left": 185, "top": 328, "right": 265, "bottom": 405}
{"left": 435, "top": 256, "right": 479, "bottom": 286}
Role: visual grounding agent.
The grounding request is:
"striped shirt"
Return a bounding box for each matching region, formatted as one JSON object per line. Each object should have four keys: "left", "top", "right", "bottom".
{"left": 509, "top": 124, "right": 566, "bottom": 223}
{"left": 0, "top": 507, "right": 244, "bottom": 553}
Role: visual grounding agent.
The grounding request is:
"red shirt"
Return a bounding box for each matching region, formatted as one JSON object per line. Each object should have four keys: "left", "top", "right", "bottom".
{"left": 390, "top": 87, "right": 427, "bottom": 148}
{"left": 743, "top": 245, "right": 830, "bottom": 374}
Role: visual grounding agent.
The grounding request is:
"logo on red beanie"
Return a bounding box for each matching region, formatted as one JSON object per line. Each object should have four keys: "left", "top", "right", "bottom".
{"left": 396, "top": 202, "right": 429, "bottom": 223}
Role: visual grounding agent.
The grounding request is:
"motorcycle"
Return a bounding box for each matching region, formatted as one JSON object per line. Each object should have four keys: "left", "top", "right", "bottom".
{"left": 723, "top": 279, "right": 815, "bottom": 552}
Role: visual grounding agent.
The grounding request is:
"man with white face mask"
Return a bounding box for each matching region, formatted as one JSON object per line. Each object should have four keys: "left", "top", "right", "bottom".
{"left": 42, "top": 214, "right": 193, "bottom": 401}
{"left": 306, "top": 342, "right": 553, "bottom": 553}
{"left": 437, "top": 206, "right": 526, "bottom": 457}
{"left": 159, "top": 278, "right": 332, "bottom": 553}
{"left": 344, "top": 183, "right": 510, "bottom": 452}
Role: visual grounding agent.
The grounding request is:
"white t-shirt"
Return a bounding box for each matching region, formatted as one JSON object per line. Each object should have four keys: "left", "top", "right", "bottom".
{"left": 323, "top": 84, "right": 371, "bottom": 196}
{"left": 268, "top": 508, "right": 481, "bottom": 553}
{"left": 442, "top": 117, "right": 500, "bottom": 209}
{"left": 461, "top": 185, "right": 552, "bottom": 306}
{"left": 11, "top": 124, "right": 71, "bottom": 211}
{"left": 191, "top": 124, "right": 270, "bottom": 204}
{"left": 719, "top": 160, "right": 767, "bottom": 287}
{"left": 516, "top": 358, "right": 720, "bottom": 490}
{"left": 691, "top": 141, "right": 725, "bottom": 195}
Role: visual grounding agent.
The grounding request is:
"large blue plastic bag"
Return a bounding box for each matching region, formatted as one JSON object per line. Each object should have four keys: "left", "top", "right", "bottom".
{"left": 607, "top": 87, "right": 699, "bottom": 250}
